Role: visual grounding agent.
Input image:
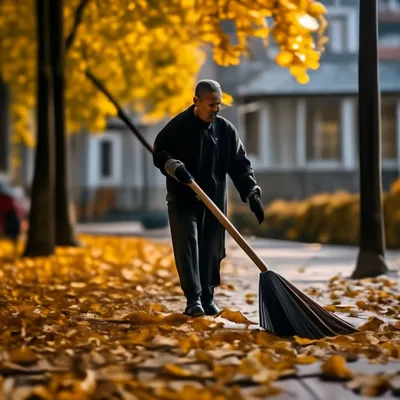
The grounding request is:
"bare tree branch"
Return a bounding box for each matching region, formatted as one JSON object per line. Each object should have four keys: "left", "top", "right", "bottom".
{"left": 65, "top": 0, "right": 90, "bottom": 51}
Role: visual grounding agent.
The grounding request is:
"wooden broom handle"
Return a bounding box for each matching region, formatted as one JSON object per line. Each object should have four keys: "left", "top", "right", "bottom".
{"left": 188, "top": 181, "right": 269, "bottom": 273}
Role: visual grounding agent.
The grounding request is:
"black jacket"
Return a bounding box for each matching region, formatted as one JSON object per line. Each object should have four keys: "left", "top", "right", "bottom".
{"left": 153, "top": 104, "right": 260, "bottom": 206}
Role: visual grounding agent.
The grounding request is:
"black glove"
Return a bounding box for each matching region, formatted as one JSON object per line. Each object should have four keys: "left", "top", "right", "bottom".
{"left": 164, "top": 159, "right": 193, "bottom": 184}
{"left": 249, "top": 193, "right": 264, "bottom": 224}
{"left": 175, "top": 165, "right": 193, "bottom": 184}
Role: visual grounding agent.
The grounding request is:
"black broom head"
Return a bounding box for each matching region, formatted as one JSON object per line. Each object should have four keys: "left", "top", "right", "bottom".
{"left": 259, "top": 271, "right": 358, "bottom": 339}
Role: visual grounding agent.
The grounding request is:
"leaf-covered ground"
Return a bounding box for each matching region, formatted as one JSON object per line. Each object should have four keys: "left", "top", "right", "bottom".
{"left": 0, "top": 236, "right": 400, "bottom": 399}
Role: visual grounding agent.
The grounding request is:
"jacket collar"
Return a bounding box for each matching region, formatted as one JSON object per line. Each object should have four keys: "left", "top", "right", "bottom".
{"left": 184, "top": 104, "right": 213, "bottom": 129}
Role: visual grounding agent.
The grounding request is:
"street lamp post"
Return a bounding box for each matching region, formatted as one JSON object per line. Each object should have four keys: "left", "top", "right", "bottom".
{"left": 351, "top": 0, "right": 389, "bottom": 279}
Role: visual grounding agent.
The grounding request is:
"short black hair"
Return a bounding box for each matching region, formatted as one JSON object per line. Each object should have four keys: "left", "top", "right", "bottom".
{"left": 195, "top": 79, "right": 222, "bottom": 98}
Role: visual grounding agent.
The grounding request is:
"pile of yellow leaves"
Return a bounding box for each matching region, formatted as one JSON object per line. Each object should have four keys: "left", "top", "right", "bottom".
{"left": 0, "top": 236, "right": 400, "bottom": 399}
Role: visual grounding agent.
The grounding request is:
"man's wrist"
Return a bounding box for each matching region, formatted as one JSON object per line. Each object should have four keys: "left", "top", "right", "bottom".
{"left": 164, "top": 159, "right": 184, "bottom": 177}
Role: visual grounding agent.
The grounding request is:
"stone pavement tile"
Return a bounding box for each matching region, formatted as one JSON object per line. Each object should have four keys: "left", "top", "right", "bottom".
{"left": 241, "top": 380, "right": 312, "bottom": 399}
{"left": 301, "top": 378, "right": 361, "bottom": 400}
{"left": 300, "top": 377, "right": 399, "bottom": 400}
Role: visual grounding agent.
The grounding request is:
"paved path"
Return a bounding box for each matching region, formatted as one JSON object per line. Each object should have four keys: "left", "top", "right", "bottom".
{"left": 222, "top": 239, "right": 400, "bottom": 399}
{"left": 77, "top": 221, "right": 400, "bottom": 399}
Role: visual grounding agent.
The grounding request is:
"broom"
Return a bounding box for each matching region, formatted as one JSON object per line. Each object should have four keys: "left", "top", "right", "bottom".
{"left": 87, "top": 71, "right": 358, "bottom": 339}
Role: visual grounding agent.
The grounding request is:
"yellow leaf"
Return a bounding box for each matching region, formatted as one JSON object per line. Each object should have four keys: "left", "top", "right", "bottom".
{"left": 294, "top": 12, "right": 320, "bottom": 32}
{"left": 163, "top": 364, "right": 193, "bottom": 377}
{"left": 359, "top": 317, "right": 385, "bottom": 332}
{"left": 295, "top": 355, "right": 318, "bottom": 364}
{"left": 122, "top": 311, "right": 163, "bottom": 325}
{"left": 219, "top": 308, "right": 257, "bottom": 325}
{"left": 179, "top": 333, "right": 201, "bottom": 355}
{"left": 323, "top": 304, "right": 354, "bottom": 313}
{"left": 308, "top": 2, "right": 327, "bottom": 17}
{"left": 195, "top": 350, "right": 213, "bottom": 363}
{"left": 253, "top": 368, "right": 281, "bottom": 383}
{"left": 247, "top": 385, "right": 283, "bottom": 398}
{"left": 221, "top": 91, "right": 233, "bottom": 106}
{"left": 190, "top": 317, "right": 219, "bottom": 331}
{"left": 8, "top": 347, "right": 39, "bottom": 366}
{"left": 347, "top": 374, "right": 392, "bottom": 397}
{"left": 163, "top": 313, "right": 190, "bottom": 325}
{"left": 275, "top": 51, "right": 294, "bottom": 67}
{"left": 296, "top": 73, "right": 310, "bottom": 84}
{"left": 356, "top": 301, "right": 373, "bottom": 311}
{"left": 294, "top": 336, "right": 317, "bottom": 346}
{"left": 255, "top": 331, "right": 280, "bottom": 346}
{"left": 321, "top": 355, "right": 354, "bottom": 380}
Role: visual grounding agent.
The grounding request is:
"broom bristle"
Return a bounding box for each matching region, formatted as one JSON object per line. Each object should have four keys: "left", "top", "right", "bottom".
{"left": 259, "top": 271, "right": 358, "bottom": 339}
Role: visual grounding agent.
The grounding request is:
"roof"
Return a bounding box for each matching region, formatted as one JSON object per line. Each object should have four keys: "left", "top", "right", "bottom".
{"left": 236, "top": 60, "right": 400, "bottom": 97}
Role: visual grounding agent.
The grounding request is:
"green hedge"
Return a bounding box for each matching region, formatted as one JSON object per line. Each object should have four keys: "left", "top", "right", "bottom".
{"left": 230, "top": 180, "right": 400, "bottom": 249}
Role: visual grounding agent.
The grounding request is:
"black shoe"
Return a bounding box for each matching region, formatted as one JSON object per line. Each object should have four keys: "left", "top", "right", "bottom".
{"left": 202, "top": 298, "right": 220, "bottom": 316}
{"left": 184, "top": 300, "right": 205, "bottom": 317}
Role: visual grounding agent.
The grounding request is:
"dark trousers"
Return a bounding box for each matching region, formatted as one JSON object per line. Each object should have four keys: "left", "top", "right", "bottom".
{"left": 168, "top": 200, "right": 222, "bottom": 302}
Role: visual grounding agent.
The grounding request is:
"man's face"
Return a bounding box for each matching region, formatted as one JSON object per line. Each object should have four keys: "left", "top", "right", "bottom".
{"left": 194, "top": 91, "right": 222, "bottom": 123}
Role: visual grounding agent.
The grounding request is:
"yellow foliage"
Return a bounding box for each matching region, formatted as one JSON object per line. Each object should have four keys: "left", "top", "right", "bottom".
{"left": 232, "top": 179, "right": 400, "bottom": 248}
{"left": 0, "top": 0, "right": 327, "bottom": 147}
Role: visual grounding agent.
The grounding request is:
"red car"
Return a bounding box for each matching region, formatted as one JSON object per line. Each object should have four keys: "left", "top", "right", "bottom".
{"left": 0, "top": 182, "right": 29, "bottom": 237}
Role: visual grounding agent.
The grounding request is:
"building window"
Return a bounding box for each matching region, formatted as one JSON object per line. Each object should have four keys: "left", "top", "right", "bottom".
{"left": 379, "top": 0, "right": 400, "bottom": 11}
{"left": 306, "top": 99, "right": 341, "bottom": 162}
{"left": 381, "top": 97, "right": 397, "bottom": 160}
{"left": 100, "top": 140, "right": 112, "bottom": 178}
{"left": 244, "top": 110, "right": 260, "bottom": 158}
{"left": 90, "top": 132, "right": 122, "bottom": 187}
{"left": 326, "top": 15, "right": 348, "bottom": 53}
{"left": 355, "top": 97, "right": 398, "bottom": 161}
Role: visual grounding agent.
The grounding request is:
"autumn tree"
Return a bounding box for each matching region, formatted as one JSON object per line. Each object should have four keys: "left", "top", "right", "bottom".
{"left": 50, "top": 0, "right": 79, "bottom": 247}
{"left": 0, "top": 0, "right": 327, "bottom": 256}
{"left": 23, "top": 0, "right": 56, "bottom": 257}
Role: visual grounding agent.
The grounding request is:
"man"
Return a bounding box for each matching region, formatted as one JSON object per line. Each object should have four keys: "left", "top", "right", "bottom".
{"left": 153, "top": 79, "right": 264, "bottom": 317}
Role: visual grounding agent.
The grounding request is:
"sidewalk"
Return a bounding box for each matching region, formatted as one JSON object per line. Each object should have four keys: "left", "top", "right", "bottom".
{"left": 221, "top": 238, "right": 400, "bottom": 399}
{"left": 77, "top": 221, "right": 400, "bottom": 399}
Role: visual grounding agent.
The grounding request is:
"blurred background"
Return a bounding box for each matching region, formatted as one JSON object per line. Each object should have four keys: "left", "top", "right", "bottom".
{"left": 1, "top": 0, "right": 400, "bottom": 245}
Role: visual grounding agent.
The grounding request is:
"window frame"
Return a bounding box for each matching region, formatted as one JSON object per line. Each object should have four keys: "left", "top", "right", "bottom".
{"left": 325, "top": 6, "right": 358, "bottom": 53}
{"left": 89, "top": 131, "right": 123, "bottom": 187}
{"left": 305, "top": 98, "right": 343, "bottom": 168}
{"left": 237, "top": 102, "right": 263, "bottom": 167}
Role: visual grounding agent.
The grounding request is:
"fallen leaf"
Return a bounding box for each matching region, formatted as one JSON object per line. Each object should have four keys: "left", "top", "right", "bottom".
{"left": 321, "top": 355, "right": 354, "bottom": 380}
{"left": 294, "top": 336, "right": 317, "bottom": 346}
{"left": 218, "top": 308, "right": 257, "bottom": 325}
{"left": 179, "top": 333, "right": 201, "bottom": 355}
{"left": 323, "top": 305, "right": 354, "bottom": 313}
{"left": 246, "top": 384, "right": 284, "bottom": 398}
{"left": 347, "top": 373, "right": 391, "bottom": 397}
{"left": 190, "top": 318, "right": 219, "bottom": 331}
{"left": 163, "top": 364, "right": 193, "bottom": 377}
{"left": 163, "top": 313, "right": 190, "bottom": 325}
{"left": 294, "top": 355, "right": 318, "bottom": 364}
{"left": 359, "top": 317, "right": 385, "bottom": 332}
{"left": 122, "top": 311, "right": 163, "bottom": 325}
{"left": 8, "top": 348, "right": 39, "bottom": 366}
{"left": 252, "top": 368, "right": 281, "bottom": 383}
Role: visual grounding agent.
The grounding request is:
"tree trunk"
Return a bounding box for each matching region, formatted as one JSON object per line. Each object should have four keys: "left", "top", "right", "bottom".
{"left": 351, "top": 0, "right": 389, "bottom": 279}
{"left": 23, "top": 0, "right": 55, "bottom": 257}
{"left": 49, "top": 0, "right": 79, "bottom": 246}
